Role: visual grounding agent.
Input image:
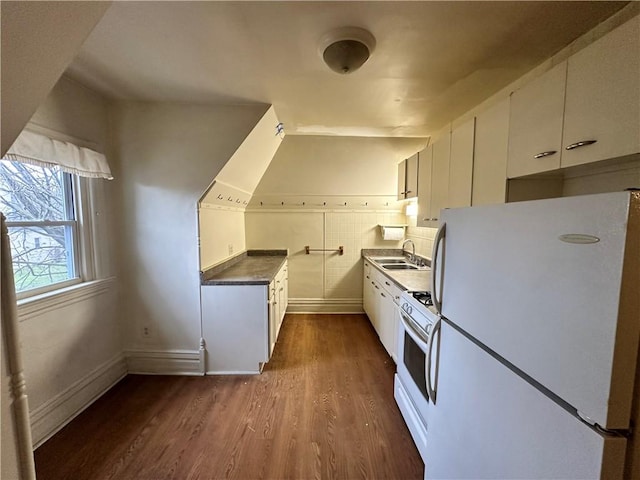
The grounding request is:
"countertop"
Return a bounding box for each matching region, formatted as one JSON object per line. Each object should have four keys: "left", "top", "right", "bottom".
{"left": 361, "top": 249, "right": 431, "bottom": 292}
{"left": 201, "top": 250, "right": 287, "bottom": 286}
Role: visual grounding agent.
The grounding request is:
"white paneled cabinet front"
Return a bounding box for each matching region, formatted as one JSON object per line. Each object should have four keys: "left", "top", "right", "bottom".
{"left": 417, "top": 126, "right": 451, "bottom": 227}
{"left": 507, "top": 61, "right": 566, "bottom": 178}
{"left": 203, "top": 261, "right": 288, "bottom": 374}
{"left": 429, "top": 128, "right": 451, "bottom": 226}
{"left": 397, "top": 153, "right": 419, "bottom": 200}
{"left": 202, "top": 284, "right": 269, "bottom": 374}
{"left": 448, "top": 117, "right": 476, "bottom": 209}
{"left": 561, "top": 15, "right": 640, "bottom": 168}
{"left": 472, "top": 98, "right": 510, "bottom": 206}
{"left": 507, "top": 16, "right": 640, "bottom": 178}
{"left": 416, "top": 145, "right": 433, "bottom": 228}
{"left": 363, "top": 260, "right": 401, "bottom": 362}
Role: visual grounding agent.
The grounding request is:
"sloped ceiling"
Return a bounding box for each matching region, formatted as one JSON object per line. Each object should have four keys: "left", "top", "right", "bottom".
{"left": 1, "top": 1, "right": 111, "bottom": 155}
{"left": 65, "top": 1, "right": 628, "bottom": 138}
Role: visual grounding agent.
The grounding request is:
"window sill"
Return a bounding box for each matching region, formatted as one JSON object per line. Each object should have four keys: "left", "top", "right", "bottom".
{"left": 17, "top": 277, "right": 116, "bottom": 321}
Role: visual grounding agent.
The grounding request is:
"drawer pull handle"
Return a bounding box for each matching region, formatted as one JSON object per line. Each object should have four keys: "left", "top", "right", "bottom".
{"left": 533, "top": 150, "right": 557, "bottom": 159}
{"left": 566, "top": 140, "right": 597, "bottom": 150}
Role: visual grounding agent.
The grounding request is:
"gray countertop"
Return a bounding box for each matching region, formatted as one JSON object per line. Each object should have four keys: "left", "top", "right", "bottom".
{"left": 362, "top": 249, "right": 431, "bottom": 292}
{"left": 201, "top": 250, "right": 287, "bottom": 286}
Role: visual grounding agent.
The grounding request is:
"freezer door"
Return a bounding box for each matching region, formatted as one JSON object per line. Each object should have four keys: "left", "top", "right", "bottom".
{"left": 439, "top": 191, "right": 639, "bottom": 430}
{"left": 425, "top": 321, "right": 627, "bottom": 479}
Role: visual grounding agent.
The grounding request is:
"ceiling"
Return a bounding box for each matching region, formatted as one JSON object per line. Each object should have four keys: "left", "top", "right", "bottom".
{"left": 66, "top": 1, "right": 629, "bottom": 138}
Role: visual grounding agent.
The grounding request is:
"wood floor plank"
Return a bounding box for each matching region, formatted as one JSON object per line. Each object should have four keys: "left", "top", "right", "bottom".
{"left": 34, "top": 314, "right": 423, "bottom": 479}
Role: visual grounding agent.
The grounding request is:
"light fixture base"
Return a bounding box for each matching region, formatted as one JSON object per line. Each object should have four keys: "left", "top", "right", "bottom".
{"left": 318, "top": 26, "right": 376, "bottom": 74}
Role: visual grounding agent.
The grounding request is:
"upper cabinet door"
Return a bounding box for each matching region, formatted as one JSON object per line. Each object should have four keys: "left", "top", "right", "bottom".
{"left": 507, "top": 61, "right": 567, "bottom": 178}
{"left": 405, "top": 153, "right": 419, "bottom": 199}
{"left": 417, "top": 144, "right": 433, "bottom": 227}
{"left": 562, "top": 16, "right": 640, "bottom": 168}
{"left": 430, "top": 129, "right": 451, "bottom": 225}
{"left": 472, "top": 97, "right": 510, "bottom": 206}
{"left": 449, "top": 117, "right": 476, "bottom": 209}
{"left": 397, "top": 160, "right": 407, "bottom": 200}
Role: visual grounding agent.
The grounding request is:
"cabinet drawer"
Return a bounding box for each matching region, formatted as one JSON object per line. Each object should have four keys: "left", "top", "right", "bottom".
{"left": 380, "top": 276, "right": 403, "bottom": 305}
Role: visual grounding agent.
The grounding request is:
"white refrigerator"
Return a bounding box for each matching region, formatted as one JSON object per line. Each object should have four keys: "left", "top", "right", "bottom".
{"left": 424, "top": 191, "right": 640, "bottom": 479}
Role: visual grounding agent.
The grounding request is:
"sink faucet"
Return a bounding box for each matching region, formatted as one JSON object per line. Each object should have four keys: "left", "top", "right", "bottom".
{"left": 402, "top": 239, "right": 416, "bottom": 263}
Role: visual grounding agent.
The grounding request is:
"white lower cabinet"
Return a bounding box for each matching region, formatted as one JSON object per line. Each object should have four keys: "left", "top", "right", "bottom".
{"left": 363, "top": 260, "right": 402, "bottom": 362}
{"left": 202, "top": 260, "right": 288, "bottom": 374}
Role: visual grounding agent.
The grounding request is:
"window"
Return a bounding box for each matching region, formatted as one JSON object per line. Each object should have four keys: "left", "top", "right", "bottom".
{"left": 0, "top": 160, "right": 82, "bottom": 296}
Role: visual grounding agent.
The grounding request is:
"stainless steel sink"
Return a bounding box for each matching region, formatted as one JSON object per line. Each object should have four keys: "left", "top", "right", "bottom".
{"left": 370, "top": 256, "right": 429, "bottom": 271}
{"left": 382, "top": 264, "right": 419, "bottom": 270}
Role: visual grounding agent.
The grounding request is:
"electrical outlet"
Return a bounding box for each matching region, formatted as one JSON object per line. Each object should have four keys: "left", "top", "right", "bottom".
{"left": 228, "top": 244, "right": 234, "bottom": 255}
{"left": 142, "top": 326, "right": 151, "bottom": 337}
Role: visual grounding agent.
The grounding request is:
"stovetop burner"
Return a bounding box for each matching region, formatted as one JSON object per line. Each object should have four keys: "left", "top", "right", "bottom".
{"left": 411, "top": 291, "right": 433, "bottom": 307}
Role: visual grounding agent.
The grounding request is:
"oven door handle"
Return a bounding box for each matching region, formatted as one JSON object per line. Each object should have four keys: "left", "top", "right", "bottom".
{"left": 399, "top": 309, "right": 429, "bottom": 349}
{"left": 425, "top": 315, "right": 441, "bottom": 404}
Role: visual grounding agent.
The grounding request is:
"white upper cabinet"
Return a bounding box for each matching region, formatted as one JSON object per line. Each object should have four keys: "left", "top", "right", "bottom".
{"left": 397, "top": 160, "right": 406, "bottom": 201}
{"left": 472, "top": 98, "right": 510, "bottom": 206}
{"left": 449, "top": 117, "right": 476, "bottom": 209}
{"left": 430, "top": 128, "right": 451, "bottom": 224}
{"left": 508, "top": 16, "right": 640, "bottom": 178}
{"left": 417, "top": 144, "right": 433, "bottom": 227}
{"left": 417, "top": 126, "right": 451, "bottom": 227}
{"left": 397, "top": 153, "right": 419, "bottom": 200}
{"left": 561, "top": 15, "right": 640, "bottom": 168}
{"left": 507, "top": 61, "right": 567, "bottom": 178}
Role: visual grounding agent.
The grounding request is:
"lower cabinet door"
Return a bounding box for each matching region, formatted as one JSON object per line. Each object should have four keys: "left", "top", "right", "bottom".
{"left": 268, "top": 297, "right": 277, "bottom": 357}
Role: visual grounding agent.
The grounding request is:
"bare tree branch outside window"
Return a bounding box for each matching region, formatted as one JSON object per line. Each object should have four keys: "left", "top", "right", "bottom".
{"left": 0, "top": 160, "right": 78, "bottom": 292}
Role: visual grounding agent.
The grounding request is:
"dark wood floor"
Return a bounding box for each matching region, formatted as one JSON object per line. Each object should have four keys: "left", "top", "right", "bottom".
{"left": 34, "top": 314, "right": 423, "bottom": 480}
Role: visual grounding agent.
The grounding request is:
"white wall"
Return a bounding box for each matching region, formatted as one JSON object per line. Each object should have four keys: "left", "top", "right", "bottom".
{"left": 199, "top": 208, "right": 246, "bottom": 270}
{"left": 246, "top": 135, "right": 426, "bottom": 312}
{"left": 110, "top": 102, "right": 268, "bottom": 354}
{"left": 14, "top": 76, "right": 123, "bottom": 447}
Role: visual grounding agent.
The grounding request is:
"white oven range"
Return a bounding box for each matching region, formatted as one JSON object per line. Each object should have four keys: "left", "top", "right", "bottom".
{"left": 394, "top": 290, "right": 439, "bottom": 463}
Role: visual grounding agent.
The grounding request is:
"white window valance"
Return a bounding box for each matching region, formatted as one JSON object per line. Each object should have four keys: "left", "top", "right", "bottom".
{"left": 4, "top": 129, "right": 113, "bottom": 180}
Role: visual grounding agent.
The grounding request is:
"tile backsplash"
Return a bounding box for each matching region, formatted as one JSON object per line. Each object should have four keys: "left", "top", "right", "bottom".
{"left": 406, "top": 226, "right": 439, "bottom": 259}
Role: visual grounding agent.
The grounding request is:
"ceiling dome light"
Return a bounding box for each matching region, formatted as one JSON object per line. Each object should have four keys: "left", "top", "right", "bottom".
{"left": 318, "top": 27, "right": 376, "bottom": 74}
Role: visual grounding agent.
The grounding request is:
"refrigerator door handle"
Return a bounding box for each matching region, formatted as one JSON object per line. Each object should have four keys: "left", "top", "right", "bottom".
{"left": 426, "top": 315, "right": 441, "bottom": 404}
{"left": 431, "top": 223, "right": 446, "bottom": 315}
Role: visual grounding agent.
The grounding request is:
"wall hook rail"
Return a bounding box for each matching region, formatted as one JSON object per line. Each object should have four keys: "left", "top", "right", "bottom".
{"left": 305, "top": 245, "right": 344, "bottom": 255}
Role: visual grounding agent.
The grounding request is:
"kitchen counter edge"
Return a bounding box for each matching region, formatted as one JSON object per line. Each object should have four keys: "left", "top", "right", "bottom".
{"left": 201, "top": 250, "right": 288, "bottom": 286}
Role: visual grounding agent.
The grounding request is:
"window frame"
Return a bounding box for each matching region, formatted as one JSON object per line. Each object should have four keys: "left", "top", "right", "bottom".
{"left": 4, "top": 167, "right": 94, "bottom": 300}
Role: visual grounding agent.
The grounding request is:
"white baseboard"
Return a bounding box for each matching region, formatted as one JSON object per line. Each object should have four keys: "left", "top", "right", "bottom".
{"left": 286, "top": 298, "right": 364, "bottom": 314}
{"left": 125, "top": 349, "right": 203, "bottom": 376}
{"left": 30, "top": 353, "right": 127, "bottom": 449}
